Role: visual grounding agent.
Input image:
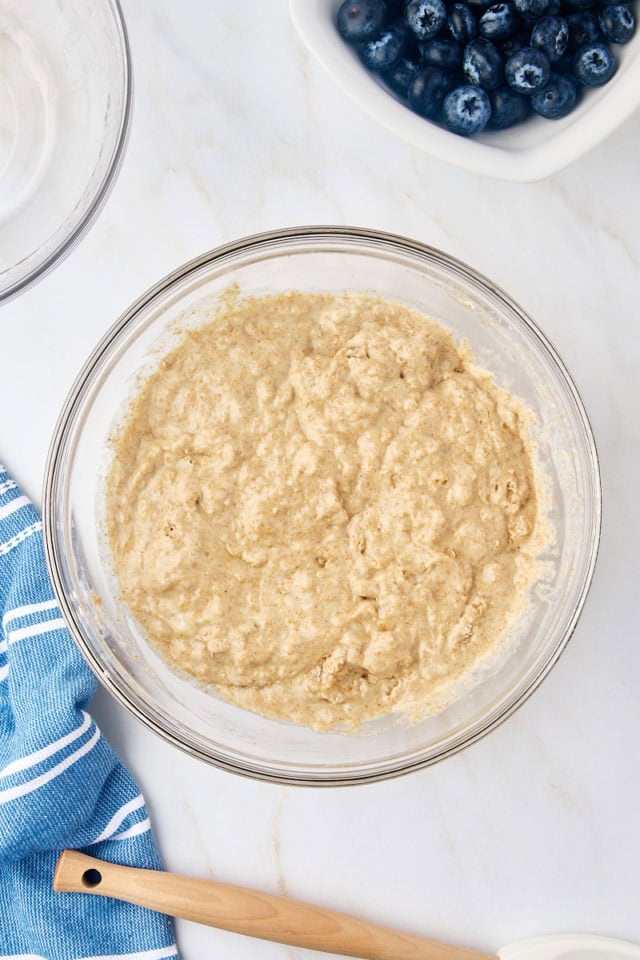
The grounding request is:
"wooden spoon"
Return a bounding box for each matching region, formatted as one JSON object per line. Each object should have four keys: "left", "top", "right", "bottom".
{"left": 54, "top": 849, "right": 490, "bottom": 960}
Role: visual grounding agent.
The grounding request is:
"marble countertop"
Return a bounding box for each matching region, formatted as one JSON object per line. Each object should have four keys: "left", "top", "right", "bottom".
{"left": 2, "top": 2, "right": 639, "bottom": 957}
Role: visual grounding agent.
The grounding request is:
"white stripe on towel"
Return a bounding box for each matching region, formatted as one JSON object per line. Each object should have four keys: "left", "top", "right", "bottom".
{"left": 2, "top": 598, "right": 59, "bottom": 630}
{"left": 0, "top": 616, "right": 67, "bottom": 658}
{"left": 0, "top": 711, "right": 92, "bottom": 780}
{"left": 0, "top": 478, "right": 18, "bottom": 496}
{"left": 0, "top": 521, "right": 42, "bottom": 557}
{"left": 0, "top": 495, "right": 29, "bottom": 522}
{"left": 91, "top": 794, "right": 146, "bottom": 843}
{"left": 76, "top": 946, "right": 179, "bottom": 960}
{"left": 0, "top": 725, "right": 100, "bottom": 804}
{"left": 0, "top": 616, "right": 68, "bottom": 681}
{"left": 109, "top": 817, "right": 151, "bottom": 842}
{"left": 7, "top": 617, "right": 67, "bottom": 644}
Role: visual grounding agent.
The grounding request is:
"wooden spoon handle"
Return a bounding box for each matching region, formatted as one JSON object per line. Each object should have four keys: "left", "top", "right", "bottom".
{"left": 54, "top": 850, "right": 493, "bottom": 960}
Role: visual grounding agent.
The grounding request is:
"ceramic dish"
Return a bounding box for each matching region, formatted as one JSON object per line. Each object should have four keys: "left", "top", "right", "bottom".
{"left": 0, "top": 0, "right": 131, "bottom": 302}
{"left": 290, "top": 0, "right": 640, "bottom": 181}
{"left": 44, "top": 227, "right": 601, "bottom": 785}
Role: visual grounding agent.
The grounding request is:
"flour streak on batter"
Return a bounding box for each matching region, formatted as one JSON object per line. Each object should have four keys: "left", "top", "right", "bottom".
{"left": 107, "top": 291, "right": 544, "bottom": 731}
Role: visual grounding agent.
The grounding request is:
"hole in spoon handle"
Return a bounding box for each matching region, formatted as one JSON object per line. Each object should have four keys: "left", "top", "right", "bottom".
{"left": 82, "top": 868, "right": 102, "bottom": 888}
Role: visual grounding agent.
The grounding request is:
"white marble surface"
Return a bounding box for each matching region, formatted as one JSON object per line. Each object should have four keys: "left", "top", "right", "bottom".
{"left": 2, "top": 2, "right": 640, "bottom": 957}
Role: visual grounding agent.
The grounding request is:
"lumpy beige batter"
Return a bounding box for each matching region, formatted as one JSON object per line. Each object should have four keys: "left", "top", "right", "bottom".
{"left": 107, "top": 291, "right": 543, "bottom": 731}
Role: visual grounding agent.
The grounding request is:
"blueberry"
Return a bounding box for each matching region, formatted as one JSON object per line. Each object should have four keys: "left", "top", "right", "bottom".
{"left": 488, "top": 85, "right": 531, "bottom": 126}
{"left": 405, "top": 0, "right": 447, "bottom": 40}
{"left": 384, "top": 56, "right": 423, "bottom": 96}
{"left": 599, "top": 3, "right": 636, "bottom": 42}
{"left": 513, "top": 0, "right": 553, "bottom": 20}
{"left": 479, "top": 2, "right": 519, "bottom": 39}
{"left": 443, "top": 84, "right": 492, "bottom": 134}
{"left": 337, "top": 0, "right": 388, "bottom": 42}
{"left": 573, "top": 40, "right": 617, "bottom": 84}
{"left": 565, "top": 11, "right": 601, "bottom": 51}
{"left": 420, "top": 38, "right": 464, "bottom": 68}
{"left": 408, "top": 66, "right": 459, "bottom": 118}
{"left": 531, "top": 16, "right": 569, "bottom": 60}
{"left": 505, "top": 46, "right": 551, "bottom": 91}
{"left": 546, "top": 0, "right": 562, "bottom": 14}
{"left": 463, "top": 38, "right": 503, "bottom": 89}
{"left": 359, "top": 25, "right": 409, "bottom": 69}
{"left": 531, "top": 72, "right": 578, "bottom": 115}
{"left": 448, "top": 3, "right": 478, "bottom": 42}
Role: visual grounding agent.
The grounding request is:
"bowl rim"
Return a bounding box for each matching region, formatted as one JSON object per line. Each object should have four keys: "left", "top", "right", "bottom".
{"left": 0, "top": 0, "right": 133, "bottom": 304}
{"left": 290, "top": 0, "right": 640, "bottom": 182}
{"left": 43, "top": 225, "right": 603, "bottom": 786}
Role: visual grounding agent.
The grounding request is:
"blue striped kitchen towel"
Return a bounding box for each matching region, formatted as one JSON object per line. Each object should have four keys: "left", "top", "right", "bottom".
{"left": 0, "top": 465, "right": 179, "bottom": 960}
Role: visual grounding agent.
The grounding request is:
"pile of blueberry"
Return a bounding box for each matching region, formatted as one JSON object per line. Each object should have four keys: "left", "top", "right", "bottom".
{"left": 336, "top": 0, "right": 636, "bottom": 135}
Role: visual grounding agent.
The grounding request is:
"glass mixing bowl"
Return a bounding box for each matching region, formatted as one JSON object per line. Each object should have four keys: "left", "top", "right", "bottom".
{"left": 43, "top": 227, "right": 601, "bottom": 785}
{"left": 0, "top": 0, "right": 131, "bottom": 302}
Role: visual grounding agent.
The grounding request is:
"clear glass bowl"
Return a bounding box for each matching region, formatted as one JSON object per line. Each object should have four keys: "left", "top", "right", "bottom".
{"left": 43, "top": 227, "right": 601, "bottom": 786}
{"left": 0, "top": 0, "right": 131, "bottom": 302}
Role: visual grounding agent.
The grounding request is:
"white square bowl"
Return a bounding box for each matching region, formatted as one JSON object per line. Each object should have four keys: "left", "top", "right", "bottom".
{"left": 290, "top": 0, "right": 640, "bottom": 181}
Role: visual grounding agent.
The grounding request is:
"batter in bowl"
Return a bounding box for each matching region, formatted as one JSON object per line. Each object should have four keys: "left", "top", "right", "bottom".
{"left": 107, "top": 291, "right": 545, "bottom": 732}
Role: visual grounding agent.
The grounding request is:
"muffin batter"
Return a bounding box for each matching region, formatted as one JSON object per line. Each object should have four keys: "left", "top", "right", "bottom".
{"left": 107, "top": 291, "right": 543, "bottom": 731}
